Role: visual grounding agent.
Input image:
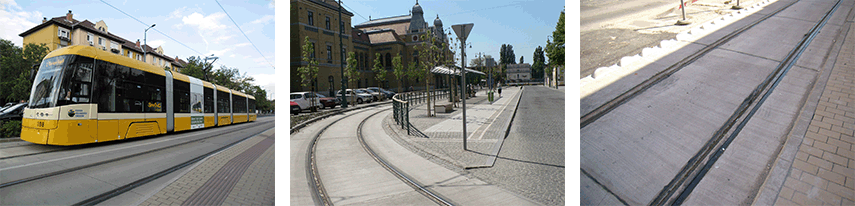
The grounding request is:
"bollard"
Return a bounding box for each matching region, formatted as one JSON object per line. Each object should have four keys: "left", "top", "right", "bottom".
{"left": 676, "top": 0, "right": 691, "bottom": 25}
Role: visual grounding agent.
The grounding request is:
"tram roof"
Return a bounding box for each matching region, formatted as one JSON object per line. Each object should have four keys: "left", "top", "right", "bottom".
{"left": 45, "top": 45, "right": 166, "bottom": 76}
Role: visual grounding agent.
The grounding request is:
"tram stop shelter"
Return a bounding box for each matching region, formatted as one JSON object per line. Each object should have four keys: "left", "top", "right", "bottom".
{"left": 431, "top": 65, "right": 485, "bottom": 105}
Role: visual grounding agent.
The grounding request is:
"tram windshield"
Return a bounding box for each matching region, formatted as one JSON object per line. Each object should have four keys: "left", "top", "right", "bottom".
{"left": 28, "top": 55, "right": 94, "bottom": 108}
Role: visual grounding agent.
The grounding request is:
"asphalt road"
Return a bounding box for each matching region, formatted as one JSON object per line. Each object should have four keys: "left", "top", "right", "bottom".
{"left": 580, "top": 0, "right": 737, "bottom": 79}
{"left": 469, "top": 86, "right": 565, "bottom": 205}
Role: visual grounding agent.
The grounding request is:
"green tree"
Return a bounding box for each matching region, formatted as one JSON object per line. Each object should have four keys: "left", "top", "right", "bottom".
{"left": 392, "top": 54, "right": 405, "bottom": 95}
{"left": 345, "top": 51, "right": 359, "bottom": 104}
{"left": 546, "top": 10, "right": 565, "bottom": 73}
{"left": 416, "top": 30, "right": 446, "bottom": 116}
{"left": 297, "top": 36, "right": 319, "bottom": 110}
{"left": 178, "top": 56, "right": 209, "bottom": 80}
{"left": 499, "top": 44, "right": 516, "bottom": 83}
{"left": 372, "top": 53, "right": 386, "bottom": 89}
{"left": 0, "top": 39, "right": 50, "bottom": 103}
{"left": 532, "top": 46, "right": 545, "bottom": 79}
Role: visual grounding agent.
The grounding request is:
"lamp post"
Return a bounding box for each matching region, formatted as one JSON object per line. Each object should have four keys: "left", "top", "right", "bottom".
{"left": 144, "top": 24, "right": 156, "bottom": 63}
{"left": 204, "top": 55, "right": 218, "bottom": 82}
{"left": 338, "top": 0, "right": 348, "bottom": 108}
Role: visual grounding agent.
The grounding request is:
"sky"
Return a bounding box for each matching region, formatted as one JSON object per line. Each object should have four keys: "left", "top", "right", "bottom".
{"left": 0, "top": 0, "right": 275, "bottom": 99}
{"left": 337, "top": 0, "right": 566, "bottom": 66}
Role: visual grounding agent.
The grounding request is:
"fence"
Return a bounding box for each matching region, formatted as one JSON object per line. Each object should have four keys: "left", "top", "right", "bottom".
{"left": 392, "top": 88, "right": 451, "bottom": 136}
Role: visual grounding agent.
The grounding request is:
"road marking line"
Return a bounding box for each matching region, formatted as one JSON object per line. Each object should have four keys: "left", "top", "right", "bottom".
{"left": 474, "top": 88, "right": 522, "bottom": 140}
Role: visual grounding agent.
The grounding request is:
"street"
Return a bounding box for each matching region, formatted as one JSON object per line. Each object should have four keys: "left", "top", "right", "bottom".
{"left": 469, "top": 86, "right": 565, "bottom": 205}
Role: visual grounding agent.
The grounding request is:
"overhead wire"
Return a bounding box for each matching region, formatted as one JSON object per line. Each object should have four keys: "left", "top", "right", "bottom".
{"left": 340, "top": 1, "right": 368, "bottom": 22}
{"left": 215, "top": 0, "right": 275, "bottom": 69}
{"left": 98, "top": 0, "right": 205, "bottom": 56}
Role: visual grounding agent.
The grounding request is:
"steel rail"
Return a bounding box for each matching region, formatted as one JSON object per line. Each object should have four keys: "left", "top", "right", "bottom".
{"left": 581, "top": 0, "right": 801, "bottom": 129}
{"left": 73, "top": 122, "right": 275, "bottom": 205}
{"left": 671, "top": 0, "right": 843, "bottom": 204}
{"left": 306, "top": 108, "right": 376, "bottom": 206}
{"left": 357, "top": 108, "right": 455, "bottom": 206}
{"left": 0, "top": 118, "right": 274, "bottom": 189}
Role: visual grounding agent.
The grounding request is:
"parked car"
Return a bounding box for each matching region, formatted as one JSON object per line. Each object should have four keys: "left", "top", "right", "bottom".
{"left": 314, "top": 93, "right": 338, "bottom": 109}
{"left": 337, "top": 89, "right": 373, "bottom": 104}
{"left": 290, "top": 101, "right": 301, "bottom": 115}
{"left": 357, "top": 88, "right": 382, "bottom": 101}
{"left": 368, "top": 87, "right": 395, "bottom": 99}
{"left": 290, "top": 92, "right": 321, "bottom": 113}
{"left": 0, "top": 102, "right": 26, "bottom": 124}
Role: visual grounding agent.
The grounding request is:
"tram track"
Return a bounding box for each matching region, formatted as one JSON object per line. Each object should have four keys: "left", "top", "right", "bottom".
{"left": 580, "top": 0, "right": 801, "bottom": 128}
{"left": 0, "top": 117, "right": 274, "bottom": 191}
{"left": 579, "top": 0, "right": 846, "bottom": 204}
{"left": 357, "top": 108, "right": 454, "bottom": 206}
{"left": 304, "top": 105, "right": 452, "bottom": 205}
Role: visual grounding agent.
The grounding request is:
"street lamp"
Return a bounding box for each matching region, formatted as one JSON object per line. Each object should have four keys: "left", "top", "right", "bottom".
{"left": 204, "top": 54, "right": 218, "bottom": 82}
{"left": 144, "top": 24, "right": 156, "bottom": 63}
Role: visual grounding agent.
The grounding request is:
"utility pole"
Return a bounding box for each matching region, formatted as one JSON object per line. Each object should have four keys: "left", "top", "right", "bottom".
{"left": 339, "top": 0, "right": 348, "bottom": 108}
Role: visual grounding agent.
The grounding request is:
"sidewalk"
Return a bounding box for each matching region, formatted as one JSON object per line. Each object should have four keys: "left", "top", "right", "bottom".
{"left": 761, "top": 20, "right": 855, "bottom": 206}
{"left": 136, "top": 128, "right": 275, "bottom": 205}
{"left": 387, "top": 86, "right": 524, "bottom": 169}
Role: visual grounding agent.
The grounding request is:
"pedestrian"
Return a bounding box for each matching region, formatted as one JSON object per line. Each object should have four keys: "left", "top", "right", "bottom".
{"left": 497, "top": 83, "right": 502, "bottom": 97}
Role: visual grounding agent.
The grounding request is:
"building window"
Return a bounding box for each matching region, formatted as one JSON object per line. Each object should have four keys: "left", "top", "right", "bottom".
{"left": 310, "top": 42, "right": 315, "bottom": 59}
{"left": 385, "top": 53, "right": 392, "bottom": 69}
{"left": 99, "top": 37, "right": 104, "bottom": 46}
{"left": 87, "top": 33, "right": 93, "bottom": 44}
{"left": 326, "top": 45, "right": 332, "bottom": 63}
{"left": 325, "top": 16, "right": 330, "bottom": 30}
{"left": 308, "top": 11, "right": 314, "bottom": 26}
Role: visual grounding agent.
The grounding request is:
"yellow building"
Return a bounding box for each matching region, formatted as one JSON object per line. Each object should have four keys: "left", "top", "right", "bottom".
{"left": 291, "top": 0, "right": 452, "bottom": 95}
{"left": 19, "top": 10, "right": 185, "bottom": 71}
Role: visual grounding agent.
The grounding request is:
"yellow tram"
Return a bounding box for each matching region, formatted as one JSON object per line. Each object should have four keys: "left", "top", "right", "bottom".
{"left": 21, "top": 46, "right": 257, "bottom": 145}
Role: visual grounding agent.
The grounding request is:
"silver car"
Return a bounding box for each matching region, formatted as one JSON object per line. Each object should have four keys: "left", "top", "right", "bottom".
{"left": 358, "top": 88, "right": 383, "bottom": 101}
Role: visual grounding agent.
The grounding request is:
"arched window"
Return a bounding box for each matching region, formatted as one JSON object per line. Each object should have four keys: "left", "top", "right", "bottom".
{"left": 385, "top": 53, "right": 392, "bottom": 69}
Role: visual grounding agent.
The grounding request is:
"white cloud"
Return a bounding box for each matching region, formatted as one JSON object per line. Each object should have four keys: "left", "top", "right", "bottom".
{"left": 229, "top": 54, "right": 236, "bottom": 58}
{"left": 167, "top": 7, "right": 187, "bottom": 20}
{"left": 209, "top": 48, "right": 232, "bottom": 57}
{"left": 0, "top": 0, "right": 42, "bottom": 46}
{"left": 250, "top": 15, "right": 273, "bottom": 25}
{"left": 235, "top": 43, "right": 250, "bottom": 47}
{"left": 181, "top": 12, "right": 226, "bottom": 31}
{"left": 267, "top": 0, "right": 274, "bottom": 9}
{"left": 214, "top": 35, "right": 232, "bottom": 43}
{"left": 251, "top": 73, "right": 275, "bottom": 100}
{"left": 147, "top": 39, "right": 165, "bottom": 47}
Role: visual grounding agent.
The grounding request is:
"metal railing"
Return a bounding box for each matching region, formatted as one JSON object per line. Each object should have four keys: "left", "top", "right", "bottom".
{"left": 392, "top": 89, "right": 451, "bottom": 136}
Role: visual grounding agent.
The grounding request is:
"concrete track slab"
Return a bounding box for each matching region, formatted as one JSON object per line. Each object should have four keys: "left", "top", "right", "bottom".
{"left": 581, "top": 173, "right": 623, "bottom": 205}
{"left": 581, "top": 45, "right": 789, "bottom": 205}
{"left": 718, "top": 15, "right": 815, "bottom": 62}
{"left": 289, "top": 109, "right": 372, "bottom": 206}
{"left": 684, "top": 66, "right": 818, "bottom": 205}
{"left": 580, "top": 43, "right": 706, "bottom": 115}
{"left": 364, "top": 110, "right": 539, "bottom": 205}
{"left": 314, "top": 107, "right": 433, "bottom": 205}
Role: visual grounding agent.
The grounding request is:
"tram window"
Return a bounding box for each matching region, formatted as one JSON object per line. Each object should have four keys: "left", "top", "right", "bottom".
{"left": 122, "top": 82, "right": 145, "bottom": 112}
{"left": 95, "top": 60, "right": 117, "bottom": 112}
{"left": 58, "top": 55, "right": 94, "bottom": 106}
{"left": 173, "top": 80, "right": 190, "bottom": 113}
{"left": 204, "top": 87, "right": 213, "bottom": 113}
{"left": 146, "top": 73, "right": 165, "bottom": 113}
{"left": 248, "top": 98, "right": 256, "bottom": 113}
{"left": 217, "top": 90, "right": 230, "bottom": 113}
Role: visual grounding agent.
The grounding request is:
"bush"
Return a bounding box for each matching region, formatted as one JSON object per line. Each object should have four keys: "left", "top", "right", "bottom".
{"left": 0, "top": 120, "right": 21, "bottom": 138}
